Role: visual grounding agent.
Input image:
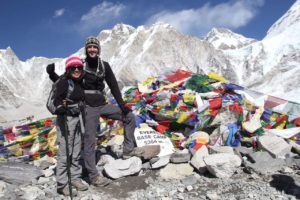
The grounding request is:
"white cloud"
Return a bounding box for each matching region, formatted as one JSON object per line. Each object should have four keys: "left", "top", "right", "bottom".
{"left": 146, "top": 0, "right": 265, "bottom": 36}
{"left": 53, "top": 8, "right": 65, "bottom": 18}
{"left": 78, "top": 1, "right": 126, "bottom": 34}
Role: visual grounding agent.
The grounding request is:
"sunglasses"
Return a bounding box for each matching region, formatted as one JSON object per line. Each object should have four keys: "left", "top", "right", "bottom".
{"left": 70, "top": 65, "right": 83, "bottom": 71}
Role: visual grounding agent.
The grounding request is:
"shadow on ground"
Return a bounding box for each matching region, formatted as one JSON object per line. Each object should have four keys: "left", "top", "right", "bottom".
{"left": 269, "top": 174, "right": 300, "bottom": 199}
{"left": 95, "top": 170, "right": 157, "bottom": 199}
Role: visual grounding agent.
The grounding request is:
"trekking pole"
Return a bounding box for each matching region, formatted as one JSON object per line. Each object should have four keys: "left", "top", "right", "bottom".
{"left": 63, "top": 110, "right": 73, "bottom": 199}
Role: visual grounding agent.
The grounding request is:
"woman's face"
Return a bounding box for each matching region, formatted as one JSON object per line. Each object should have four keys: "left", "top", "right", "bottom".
{"left": 86, "top": 44, "right": 99, "bottom": 58}
{"left": 70, "top": 65, "right": 83, "bottom": 79}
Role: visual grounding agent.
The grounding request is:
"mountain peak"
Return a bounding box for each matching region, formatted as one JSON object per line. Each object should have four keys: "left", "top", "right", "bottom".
{"left": 208, "top": 27, "right": 234, "bottom": 36}
{"left": 205, "top": 28, "right": 256, "bottom": 50}
{"left": 148, "top": 22, "right": 177, "bottom": 32}
{"left": 111, "top": 23, "right": 135, "bottom": 35}
{"left": 0, "top": 46, "right": 21, "bottom": 65}
{"left": 5, "top": 47, "right": 17, "bottom": 57}
{"left": 135, "top": 22, "right": 176, "bottom": 33}
{"left": 98, "top": 24, "right": 135, "bottom": 45}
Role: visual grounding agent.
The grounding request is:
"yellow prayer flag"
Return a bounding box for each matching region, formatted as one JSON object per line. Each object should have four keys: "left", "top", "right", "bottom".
{"left": 177, "top": 112, "right": 189, "bottom": 123}
{"left": 208, "top": 72, "right": 228, "bottom": 83}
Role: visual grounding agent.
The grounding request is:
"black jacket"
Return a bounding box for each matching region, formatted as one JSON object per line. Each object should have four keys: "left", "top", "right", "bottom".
{"left": 54, "top": 75, "right": 85, "bottom": 108}
{"left": 49, "top": 57, "right": 125, "bottom": 108}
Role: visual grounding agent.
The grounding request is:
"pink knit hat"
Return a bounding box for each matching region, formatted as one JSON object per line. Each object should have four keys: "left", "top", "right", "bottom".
{"left": 65, "top": 56, "right": 83, "bottom": 70}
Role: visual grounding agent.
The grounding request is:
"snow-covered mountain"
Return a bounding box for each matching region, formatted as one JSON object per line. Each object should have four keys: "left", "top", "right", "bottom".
{"left": 101, "top": 23, "right": 237, "bottom": 84}
{"left": 1, "top": 1, "right": 300, "bottom": 125}
{"left": 219, "top": 0, "right": 300, "bottom": 102}
{"left": 0, "top": 48, "right": 63, "bottom": 124}
{"left": 205, "top": 28, "right": 256, "bottom": 50}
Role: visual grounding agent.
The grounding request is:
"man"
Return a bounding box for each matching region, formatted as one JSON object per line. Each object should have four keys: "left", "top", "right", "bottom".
{"left": 47, "top": 36, "right": 144, "bottom": 186}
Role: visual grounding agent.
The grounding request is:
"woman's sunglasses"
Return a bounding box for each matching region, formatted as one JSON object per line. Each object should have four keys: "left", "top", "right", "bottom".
{"left": 70, "top": 65, "right": 83, "bottom": 71}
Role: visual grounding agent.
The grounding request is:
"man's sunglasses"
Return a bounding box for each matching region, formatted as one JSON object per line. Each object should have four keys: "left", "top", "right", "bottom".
{"left": 70, "top": 65, "right": 83, "bottom": 71}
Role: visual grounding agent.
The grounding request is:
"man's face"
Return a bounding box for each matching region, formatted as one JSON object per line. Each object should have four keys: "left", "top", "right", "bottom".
{"left": 86, "top": 44, "right": 99, "bottom": 58}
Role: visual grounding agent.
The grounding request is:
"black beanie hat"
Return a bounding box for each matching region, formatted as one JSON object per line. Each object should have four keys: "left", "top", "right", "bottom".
{"left": 85, "top": 36, "right": 100, "bottom": 49}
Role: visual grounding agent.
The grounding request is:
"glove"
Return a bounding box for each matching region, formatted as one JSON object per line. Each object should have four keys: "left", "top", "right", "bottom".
{"left": 120, "top": 105, "right": 132, "bottom": 116}
{"left": 46, "top": 63, "right": 55, "bottom": 74}
{"left": 55, "top": 106, "right": 67, "bottom": 115}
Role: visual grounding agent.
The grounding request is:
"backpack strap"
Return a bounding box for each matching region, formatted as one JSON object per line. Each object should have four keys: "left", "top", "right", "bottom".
{"left": 66, "top": 79, "right": 75, "bottom": 103}
{"left": 99, "top": 59, "right": 105, "bottom": 78}
{"left": 84, "top": 57, "right": 105, "bottom": 79}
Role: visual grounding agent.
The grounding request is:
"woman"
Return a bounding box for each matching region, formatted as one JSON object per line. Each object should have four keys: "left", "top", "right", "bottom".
{"left": 54, "top": 56, "right": 88, "bottom": 196}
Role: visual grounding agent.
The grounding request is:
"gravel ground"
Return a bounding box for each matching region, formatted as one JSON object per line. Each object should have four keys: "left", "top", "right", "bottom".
{"left": 1, "top": 165, "right": 299, "bottom": 200}
{"left": 100, "top": 168, "right": 300, "bottom": 200}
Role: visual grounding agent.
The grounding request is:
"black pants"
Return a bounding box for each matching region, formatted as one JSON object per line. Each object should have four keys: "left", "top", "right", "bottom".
{"left": 83, "top": 104, "right": 136, "bottom": 180}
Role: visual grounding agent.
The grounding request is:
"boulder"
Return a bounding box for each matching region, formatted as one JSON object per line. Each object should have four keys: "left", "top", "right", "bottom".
{"left": 150, "top": 155, "right": 170, "bottom": 169}
{"left": 141, "top": 145, "right": 161, "bottom": 159}
{"left": 289, "top": 141, "right": 300, "bottom": 155}
{"left": 97, "top": 154, "right": 115, "bottom": 166}
{"left": 190, "top": 146, "right": 209, "bottom": 173}
{"left": 33, "top": 155, "right": 56, "bottom": 170}
{"left": 0, "top": 162, "right": 43, "bottom": 185}
{"left": 244, "top": 151, "right": 286, "bottom": 174}
{"left": 203, "top": 153, "right": 242, "bottom": 178}
{"left": 41, "top": 168, "right": 54, "bottom": 177}
{"left": 104, "top": 157, "right": 142, "bottom": 179}
{"left": 208, "top": 146, "right": 235, "bottom": 154}
{"left": 170, "top": 149, "right": 191, "bottom": 163}
{"left": 159, "top": 163, "right": 194, "bottom": 180}
{"left": 258, "top": 135, "right": 291, "bottom": 158}
{"left": 20, "top": 185, "right": 46, "bottom": 200}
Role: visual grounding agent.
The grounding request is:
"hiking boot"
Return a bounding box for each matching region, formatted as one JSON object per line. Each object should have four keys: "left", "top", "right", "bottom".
{"left": 57, "top": 185, "right": 78, "bottom": 196}
{"left": 122, "top": 147, "right": 145, "bottom": 159}
{"left": 72, "top": 179, "right": 89, "bottom": 191}
{"left": 90, "top": 175, "right": 111, "bottom": 187}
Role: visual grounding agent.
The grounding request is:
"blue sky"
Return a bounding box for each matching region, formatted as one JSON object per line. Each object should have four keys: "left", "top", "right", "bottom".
{"left": 0, "top": 0, "right": 295, "bottom": 61}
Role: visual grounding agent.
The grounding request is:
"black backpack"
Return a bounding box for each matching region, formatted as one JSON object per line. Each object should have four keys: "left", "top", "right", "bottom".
{"left": 46, "top": 77, "right": 75, "bottom": 115}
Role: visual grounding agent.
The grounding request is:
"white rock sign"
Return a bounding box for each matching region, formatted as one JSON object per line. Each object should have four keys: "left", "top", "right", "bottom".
{"left": 134, "top": 123, "right": 175, "bottom": 157}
